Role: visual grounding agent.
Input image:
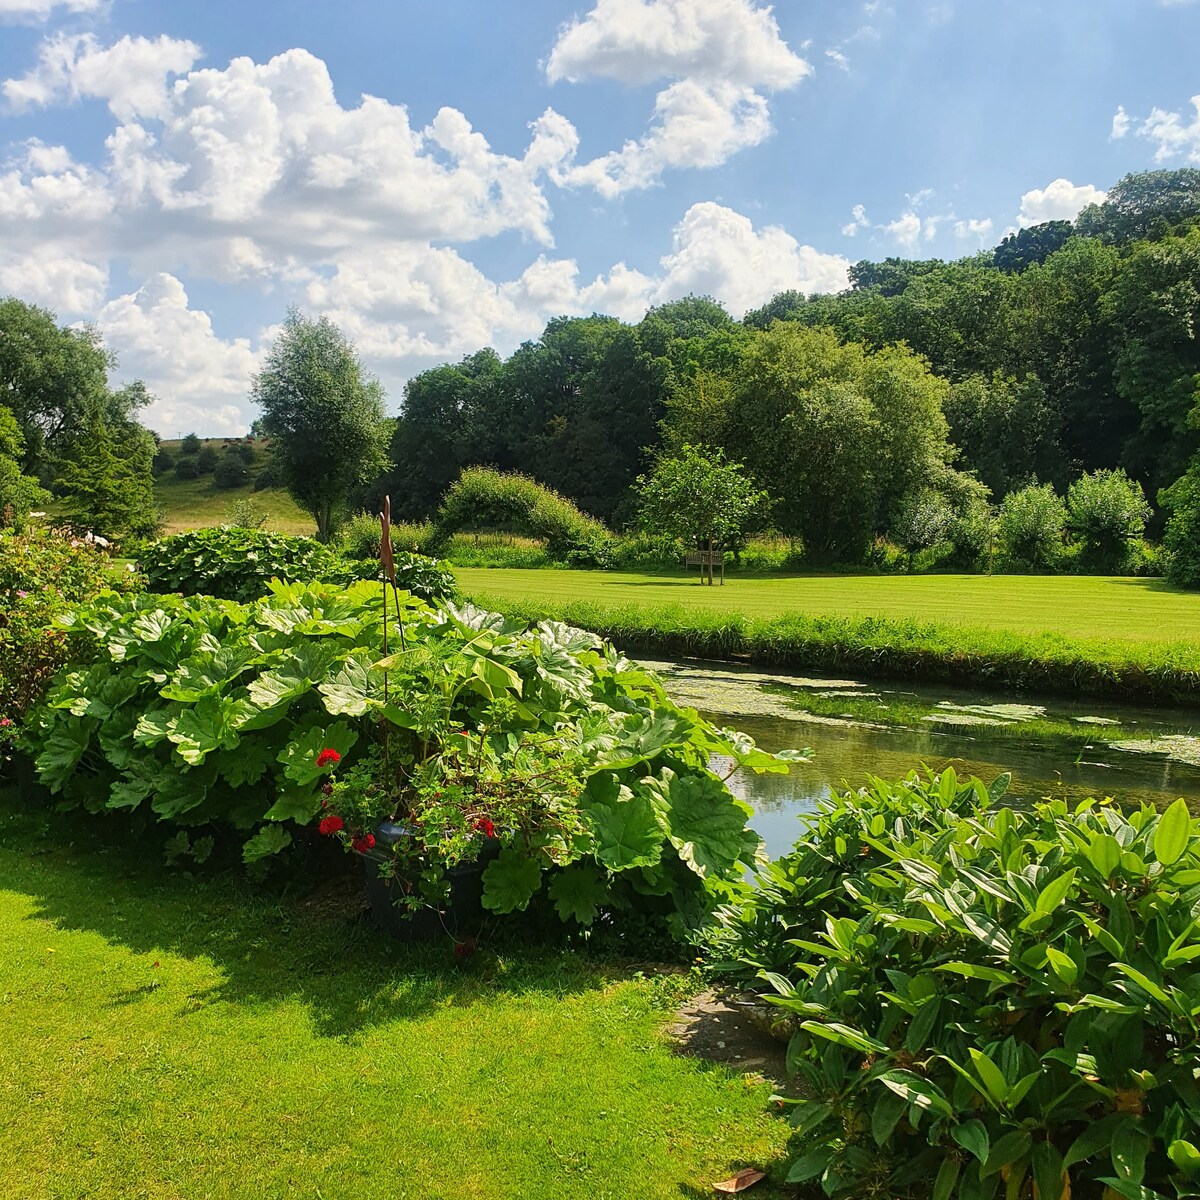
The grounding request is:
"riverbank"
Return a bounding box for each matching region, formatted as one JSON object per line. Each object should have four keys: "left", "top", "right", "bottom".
{"left": 454, "top": 568, "right": 1200, "bottom": 703}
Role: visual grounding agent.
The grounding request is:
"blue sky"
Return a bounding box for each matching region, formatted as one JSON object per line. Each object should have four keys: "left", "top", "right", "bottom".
{"left": 1, "top": 0, "right": 1197, "bottom": 435}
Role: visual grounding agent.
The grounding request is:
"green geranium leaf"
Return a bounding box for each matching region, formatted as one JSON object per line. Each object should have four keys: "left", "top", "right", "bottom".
{"left": 547, "top": 865, "right": 608, "bottom": 925}
{"left": 216, "top": 739, "right": 277, "bottom": 788}
{"left": 481, "top": 848, "right": 542, "bottom": 913}
{"left": 277, "top": 721, "right": 358, "bottom": 786}
{"left": 263, "top": 787, "right": 323, "bottom": 824}
{"left": 242, "top": 824, "right": 293, "bottom": 863}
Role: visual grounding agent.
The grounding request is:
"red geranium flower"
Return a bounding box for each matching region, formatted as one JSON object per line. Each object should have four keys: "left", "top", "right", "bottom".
{"left": 315, "top": 748, "right": 341, "bottom": 768}
{"left": 318, "top": 815, "right": 344, "bottom": 836}
{"left": 473, "top": 817, "right": 496, "bottom": 839}
{"left": 351, "top": 833, "right": 376, "bottom": 854}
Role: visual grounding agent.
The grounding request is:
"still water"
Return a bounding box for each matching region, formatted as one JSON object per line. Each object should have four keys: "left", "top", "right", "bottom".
{"left": 643, "top": 658, "right": 1200, "bottom": 860}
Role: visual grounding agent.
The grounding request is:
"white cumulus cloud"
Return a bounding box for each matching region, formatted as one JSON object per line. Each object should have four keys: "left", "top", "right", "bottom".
{"left": 96, "top": 274, "right": 261, "bottom": 435}
{"left": 1136, "top": 95, "right": 1200, "bottom": 164}
{"left": 3, "top": 33, "right": 201, "bottom": 120}
{"left": 0, "top": 0, "right": 100, "bottom": 21}
{"left": 546, "top": 0, "right": 808, "bottom": 88}
{"left": 1017, "top": 178, "right": 1106, "bottom": 226}
{"left": 544, "top": 0, "right": 809, "bottom": 196}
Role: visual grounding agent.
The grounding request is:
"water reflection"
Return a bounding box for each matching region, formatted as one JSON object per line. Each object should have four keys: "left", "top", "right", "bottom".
{"left": 643, "top": 657, "right": 1200, "bottom": 860}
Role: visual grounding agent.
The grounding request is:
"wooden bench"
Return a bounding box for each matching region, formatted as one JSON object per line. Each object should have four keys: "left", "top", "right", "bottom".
{"left": 684, "top": 547, "right": 725, "bottom": 584}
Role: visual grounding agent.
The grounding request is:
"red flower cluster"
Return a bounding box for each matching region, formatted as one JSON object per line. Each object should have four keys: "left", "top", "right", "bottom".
{"left": 315, "top": 748, "right": 341, "bottom": 768}
{"left": 351, "top": 833, "right": 376, "bottom": 854}
{"left": 318, "top": 815, "right": 344, "bottom": 836}
{"left": 473, "top": 816, "right": 496, "bottom": 839}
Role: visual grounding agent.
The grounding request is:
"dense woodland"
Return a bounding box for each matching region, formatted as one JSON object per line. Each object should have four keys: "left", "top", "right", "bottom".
{"left": 366, "top": 168, "right": 1200, "bottom": 564}
{"left": 2, "top": 169, "right": 1200, "bottom": 575}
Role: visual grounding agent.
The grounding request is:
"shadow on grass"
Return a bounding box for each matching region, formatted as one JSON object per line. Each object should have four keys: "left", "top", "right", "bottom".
{"left": 0, "top": 789, "right": 621, "bottom": 1040}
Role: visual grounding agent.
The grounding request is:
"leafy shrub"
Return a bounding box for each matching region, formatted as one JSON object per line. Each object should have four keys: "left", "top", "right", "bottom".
{"left": 439, "top": 534, "right": 553, "bottom": 569}
{"left": 892, "top": 489, "right": 954, "bottom": 557}
{"left": 141, "top": 527, "right": 366, "bottom": 603}
{"left": 224, "top": 498, "right": 267, "bottom": 529}
{"left": 997, "top": 483, "right": 1066, "bottom": 570}
{"left": 432, "top": 468, "right": 616, "bottom": 567}
{"left": 233, "top": 441, "right": 256, "bottom": 464}
{"left": 1067, "top": 469, "right": 1152, "bottom": 571}
{"left": 213, "top": 452, "right": 249, "bottom": 490}
{"left": 1162, "top": 463, "right": 1200, "bottom": 589}
{"left": 719, "top": 773, "right": 1200, "bottom": 1200}
{"left": 174, "top": 457, "right": 199, "bottom": 481}
{"left": 152, "top": 447, "right": 175, "bottom": 476}
{"left": 140, "top": 526, "right": 457, "bottom": 605}
{"left": 180, "top": 433, "right": 202, "bottom": 455}
{"left": 252, "top": 463, "right": 278, "bottom": 492}
{"left": 341, "top": 511, "right": 383, "bottom": 560}
{"left": 0, "top": 529, "right": 140, "bottom": 726}
{"left": 26, "top": 584, "right": 798, "bottom": 933}
{"left": 196, "top": 446, "right": 219, "bottom": 474}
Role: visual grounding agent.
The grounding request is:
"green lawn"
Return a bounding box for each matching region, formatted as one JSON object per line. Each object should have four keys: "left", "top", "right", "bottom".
{"left": 154, "top": 473, "right": 313, "bottom": 536}
{"left": 455, "top": 567, "right": 1200, "bottom": 644}
{"left": 0, "top": 793, "right": 788, "bottom": 1200}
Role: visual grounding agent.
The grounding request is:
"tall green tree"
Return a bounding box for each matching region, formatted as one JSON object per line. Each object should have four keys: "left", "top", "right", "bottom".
{"left": 0, "top": 406, "right": 50, "bottom": 527}
{"left": 636, "top": 445, "right": 767, "bottom": 584}
{"left": 251, "top": 310, "right": 391, "bottom": 541}
{"left": 56, "top": 412, "right": 159, "bottom": 540}
{"left": 1075, "top": 169, "right": 1200, "bottom": 244}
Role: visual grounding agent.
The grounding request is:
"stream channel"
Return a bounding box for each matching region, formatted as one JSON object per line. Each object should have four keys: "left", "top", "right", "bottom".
{"left": 643, "top": 657, "right": 1200, "bottom": 860}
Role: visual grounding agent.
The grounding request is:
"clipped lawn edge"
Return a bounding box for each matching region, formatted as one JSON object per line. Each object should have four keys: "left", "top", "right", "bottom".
{"left": 468, "top": 595, "right": 1200, "bottom": 704}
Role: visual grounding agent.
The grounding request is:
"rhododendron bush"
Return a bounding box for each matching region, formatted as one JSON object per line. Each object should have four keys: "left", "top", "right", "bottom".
{"left": 24, "top": 581, "right": 800, "bottom": 931}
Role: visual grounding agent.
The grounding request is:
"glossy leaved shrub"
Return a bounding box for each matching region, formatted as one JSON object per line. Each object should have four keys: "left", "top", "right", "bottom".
{"left": 717, "top": 773, "right": 1200, "bottom": 1200}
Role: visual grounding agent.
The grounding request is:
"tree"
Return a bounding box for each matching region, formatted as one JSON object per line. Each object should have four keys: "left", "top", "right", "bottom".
{"left": 1161, "top": 457, "right": 1200, "bottom": 588}
{"left": 213, "top": 451, "right": 249, "bottom": 490}
{"left": 0, "top": 297, "right": 111, "bottom": 475}
{"left": 180, "top": 432, "right": 202, "bottom": 455}
{"left": 196, "top": 445, "right": 219, "bottom": 474}
{"left": 1066, "top": 468, "right": 1151, "bottom": 570}
{"left": 636, "top": 445, "right": 767, "bottom": 584}
{"left": 1076, "top": 169, "right": 1200, "bottom": 244}
{"left": 56, "top": 412, "right": 159, "bottom": 541}
{"left": 251, "top": 310, "right": 391, "bottom": 541}
{"left": 997, "top": 483, "right": 1066, "bottom": 570}
{"left": 993, "top": 221, "right": 1073, "bottom": 272}
{"left": 0, "top": 405, "right": 50, "bottom": 527}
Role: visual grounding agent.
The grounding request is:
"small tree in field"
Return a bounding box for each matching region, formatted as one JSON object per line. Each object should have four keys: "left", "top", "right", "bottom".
{"left": 251, "top": 310, "right": 391, "bottom": 541}
{"left": 636, "top": 445, "right": 767, "bottom": 584}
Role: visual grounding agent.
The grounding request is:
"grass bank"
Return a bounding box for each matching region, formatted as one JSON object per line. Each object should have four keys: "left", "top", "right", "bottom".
{"left": 455, "top": 568, "right": 1200, "bottom": 704}
{"left": 0, "top": 790, "right": 788, "bottom": 1199}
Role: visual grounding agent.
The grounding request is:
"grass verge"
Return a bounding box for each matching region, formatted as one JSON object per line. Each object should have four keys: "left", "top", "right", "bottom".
{"left": 456, "top": 572, "right": 1200, "bottom": 704}
{"left": 0, "top": 790, "right": 789, "bottom": 1200}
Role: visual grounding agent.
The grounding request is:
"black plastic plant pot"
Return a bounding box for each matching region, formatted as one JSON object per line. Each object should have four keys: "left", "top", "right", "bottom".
{"left": 6, "top": 749, "right": 50, "bottom": 804}
{"left": 361, "top": 820, "right": 501, "bottom": 942}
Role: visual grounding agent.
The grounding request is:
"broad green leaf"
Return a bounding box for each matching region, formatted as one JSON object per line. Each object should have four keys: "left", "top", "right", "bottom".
{"left": 936, "top": 962, "right": 1017, "bottom": 986}
{"left": 582, "top": 774, "right": 665, "bottom": 871}
{"left": 1034, "top": 868, "right": 1077, "bottom": 914}
{"left": 1153, "top": 797, "right": 1192, "bottom": 867}
{"left": 216, "top": 739, "right": 277, "bottom": 788}
{"left": 1113, "top": 963, "right": 1173, "bottom": 1006}
{"left": 1095, "top": 1181, "right": 1170, "bottom": 1200}
{"left": 932, "top": 1156, "right": 961, "bottom": 1200}
{"left": 318, "top": 655, "right": 381, "bottom": 716}
{"left": 953, "top": 1119, "right": 990, "bottom": 1164}
{"left": 787, "top": 1101, "right": 832, "bottom": 1139}
{"left": 968, "top": 1048, "right": 1010, "bottom": 1107}
{"left": 133, "top": 708, "right": 174, "bottom": 746}
{"left": 168, "top": 696, "right": 251, "bottom": 766}
{"left": 647, "top": 768, "right": 753, "bottom": 879}
{"left": 988, "top": 772, "right": 1011, "bottom": 802}
{"left": 1064, "top": 1114, "right": 1123, "bottom": 1169}
{"left": 1111, "top": 1118, "right": 1151, "bottom": 1184}
{"left": 1088, "top": 833, "right": 1122, "bottom": 878}
{"left": 962, "top": 911, "right": 1013, "bottom": 956}
{"left": 871, "top": 1091, "right": 906, "bottom": 1147}
{"left": 481, "top": 848, "right": 542, "bottom": 913}
{"left": 547, "top": 865, "right": 608, "bottom": 925}
{"left": 785, "top": 1151, "right": 830, "bottom": 1185}
{"left": 588, "top": 710, "right": 694, "bottom": 772}
{"left": 981, "top": 1130, "right": 1031, "bottom": 1178}
{"left": 160, "top": 648, "right": 253, "bottom": 702}
{"left": 242, "top": 824, "right": 293, "bottom": 863}
{"left": 1046, "top": 946, "right": 1080, "bottom": 986}
{"left": 263, "top": 788, "right": 322, "bottom": 824}
{"left": 277, "top": 721, "right": 359, "bottom": 786}
{"left": 878, "top": 1071, "right": 953, "bottom": 1118}
{"left": 1030, "top": 1143, "right": 1065, "bottom": 1200}
{"left": 34, "top": 720, "right": 92, "bottom": 791}
{"left": 799, "top": 1020, "right": 887, "bottom": 1056}
{"left": 1168, "top": 1140, "right": 1200, "bottom": 1177}
{"left": 468, "top": 654, "right": 524, "bottom": 699}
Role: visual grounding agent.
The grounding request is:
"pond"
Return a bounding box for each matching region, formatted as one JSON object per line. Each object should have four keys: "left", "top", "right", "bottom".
{"left": 643, "top": 657, "right": 1200, "bottom": 860}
